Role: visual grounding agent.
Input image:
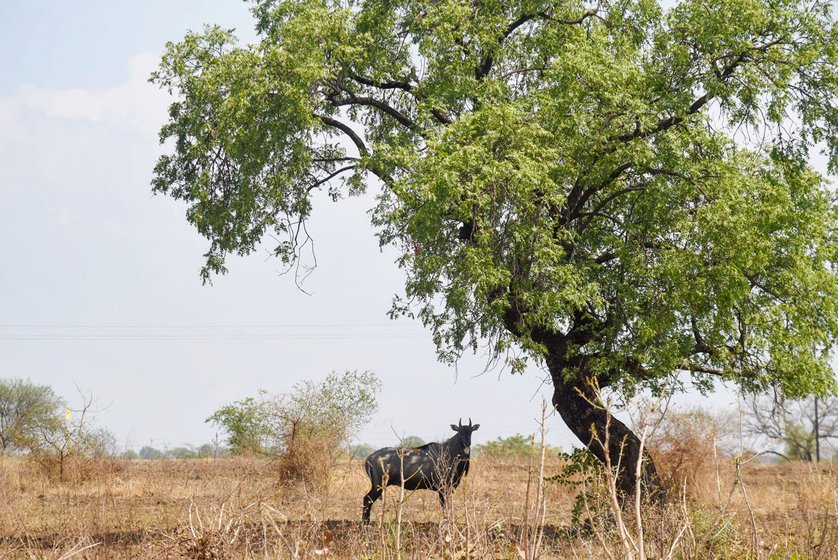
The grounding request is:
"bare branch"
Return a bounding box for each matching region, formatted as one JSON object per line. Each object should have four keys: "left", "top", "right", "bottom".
{"left": 306, "top": 165, "right": 355, "bottom": 192}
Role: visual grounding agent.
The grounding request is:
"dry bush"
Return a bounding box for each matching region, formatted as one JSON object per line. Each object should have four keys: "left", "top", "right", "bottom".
{"left": 268, "top": 371, "right": 380, "bottom": 492}
{"left": 29, "top": 452, "right": 125, "bottom": 484}
{"left": 277, "top": 423, "right": 343, "bottom": 490}
{"left": 645, "top": 407, "right": 737, "bottom": 498}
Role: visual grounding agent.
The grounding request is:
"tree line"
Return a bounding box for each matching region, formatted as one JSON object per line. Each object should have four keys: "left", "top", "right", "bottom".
{"left": 3, "top": 373, "right": 836, "bottom": 483}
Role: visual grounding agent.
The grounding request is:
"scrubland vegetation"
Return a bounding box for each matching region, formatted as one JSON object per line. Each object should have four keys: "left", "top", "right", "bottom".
{"left": 3, "top": 376, "right": 838, "bottom": 558}
{"left": 2, "top": 408, "right": 837, "bottom": 560}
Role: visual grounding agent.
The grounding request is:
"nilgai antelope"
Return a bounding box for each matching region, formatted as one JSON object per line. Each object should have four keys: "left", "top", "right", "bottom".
{"left": 362, "top": 419, "right": 480, "bottom": 523}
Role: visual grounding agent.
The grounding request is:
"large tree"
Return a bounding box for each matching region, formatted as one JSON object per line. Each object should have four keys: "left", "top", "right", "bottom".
{"left": 152, "top": 0, "right": 838, "bottom": 497}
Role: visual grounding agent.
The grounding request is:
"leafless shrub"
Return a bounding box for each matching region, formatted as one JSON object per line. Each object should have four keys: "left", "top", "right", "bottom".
{"left": 27, "top": 390, "right": 121, "bottom": 483}
{"left": 643, "top": 406, "right": 738, "bottom": 498}
{"left": 743, "top": 390, "right": 838, "bottom": 461}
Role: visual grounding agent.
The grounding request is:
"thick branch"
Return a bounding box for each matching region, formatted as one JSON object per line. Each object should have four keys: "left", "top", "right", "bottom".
{"left": 475, "top": 9, "right": 599, "bottom": 80}
{"left": 328, "top": 91, "right": 419, "bottom": 131}
{"left": 348, "top": 74, "right": 453, "bottom": 124}
{"left": 476, "top": 13, "right": 537, "bottom": 79}
{"left": 348, "top": 74, "right": 416, "bottom": 93}
{"left": 568, "top": 162, "right": 635, "bottom": 222}
{"left": 680, "top": 359, "right": 726, "bottom": 376}
{"left": 315, "top": 114, "right": 369, "bottom": 156}
{"left": 595, "top": 251, "right": 618, "bottom": 264}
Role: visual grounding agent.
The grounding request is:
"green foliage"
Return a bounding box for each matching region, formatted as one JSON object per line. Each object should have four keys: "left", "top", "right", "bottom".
{"left": 476, "top": 433, "right": 560, "bottom": 459}
{"left": 348, "top": 443, "right": 375, "bottom": 458}
{"left": 153, "top": 0, "right": 837, "bottom": 417}
{"left": 688, "top": 506, "right": 743, "bottom": 559}
{"left": 0, "top": 380, "right": 111, "bottom": 475}
{"left": 548, "top": 447, "right": 607, "bottom": 527}
{"left": 139, "top": 446, "right": 164, "bottom": 460}
{"left": 206, "top": 394, "right": 272, "bottom": 455}
{"left": 783, "top": 423, "right": 817, "bottom": 461}
{"left": 399, "top": 435, "right": 425, "bottom": 448}
{"left": 269, "top": 370, "right": 381, "bottom": 453}
{"left": 0, "top": 378, "right": 65, "bottom": 453}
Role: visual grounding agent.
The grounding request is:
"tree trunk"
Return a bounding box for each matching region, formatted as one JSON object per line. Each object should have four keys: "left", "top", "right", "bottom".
{"left": 546, "top": 355, "right": 666, "bottom": 504}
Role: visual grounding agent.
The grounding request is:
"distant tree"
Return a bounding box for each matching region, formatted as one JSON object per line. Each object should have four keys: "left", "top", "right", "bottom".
{"left": 121, "top": 449, "right": 139, "bottom": 460}
{"left": 643, "top": 406, "right": 738, "bottom": 493}
{"left": 744, "top": 392, "right": 838, "bottom": 461}
{"left": 206, "top": 370, "right": 381, "bottom": 485}
{"left": 348, "top": 443, "right": 375, "bottom": 459}
{"left": 399, "top": 435, "right": 425, "bottom": 448}
{"left": 477, "top": 434, "right": 560, "bottom": 459}
{"left": 85, "top": 426, "right": 118, "bottom": 458}
{"left": 139, "top": 446, "right": 164, "bottom": 460}
{"left": 197, "top": 442, "right": 225, "bottom": 458}
{"left": 0, "top": 378, "right": 65, "bottom": 454}
{"left": 29, "top": 389, "right": 114, "bottom": 478}
{"left": 167, "top": 446, "right": 198, "bottom": 459}
{"left": 206, "top": 393, "right": 272, "bottom": 455}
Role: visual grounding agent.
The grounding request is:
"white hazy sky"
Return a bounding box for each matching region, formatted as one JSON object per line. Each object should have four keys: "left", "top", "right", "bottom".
{"left": 0, "top": 0, "right": 811, "bottom": 453}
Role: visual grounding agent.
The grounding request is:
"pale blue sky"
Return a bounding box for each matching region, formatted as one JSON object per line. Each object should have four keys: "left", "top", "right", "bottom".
{"left": 0, "top": 1, "right": 812, "bottom": 453}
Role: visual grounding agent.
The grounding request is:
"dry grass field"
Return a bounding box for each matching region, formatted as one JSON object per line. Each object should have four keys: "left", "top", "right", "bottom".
{"left": 0, "top": 452, "right": 836, "bottom": 559}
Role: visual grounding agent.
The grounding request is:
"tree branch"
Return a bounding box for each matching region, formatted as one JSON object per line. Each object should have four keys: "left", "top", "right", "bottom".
{"left": 315, "top": 114, "right": 369, "bottom": 156}
{"left": 306, "top": 164, "right": 355, "bottom": 192}
{"left": 476, "top": 13, "right": 537, "bottom": 79}
{"left": 679, "top": 359, "right": 726, "bottom": 377}
{"left": 595, "top": 251, "right": 618, "bottom": 264}
{"left": 348, "top": 73, "right": 416, "bottom": 93}
{"left": 328, "top": 91, "right": 420, "bottom": 131}
{"left": 615, "top": 51, "right": 750, "bottom": 143}
{"left": 347, "top": 73, "right": 453, "bottom": 125}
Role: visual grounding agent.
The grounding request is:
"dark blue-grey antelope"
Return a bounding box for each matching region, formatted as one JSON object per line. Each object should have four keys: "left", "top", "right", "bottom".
{"left": 362, "top": 419, "right": 480, "bottom": 523}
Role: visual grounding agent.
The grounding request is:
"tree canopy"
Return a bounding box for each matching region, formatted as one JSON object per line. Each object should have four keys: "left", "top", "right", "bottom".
{"left": 153, "top": 0, "right": 837, "bottom": 495}
{"left": 0, "top": 378, "right": 64, "bottom": 454}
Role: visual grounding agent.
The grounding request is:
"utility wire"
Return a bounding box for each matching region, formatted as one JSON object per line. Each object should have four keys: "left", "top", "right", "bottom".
{"left": 0, "top": 323, "right": 427, "bottom": 341}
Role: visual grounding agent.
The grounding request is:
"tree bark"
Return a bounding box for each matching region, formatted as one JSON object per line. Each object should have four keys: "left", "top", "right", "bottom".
{"left": 545, "top": 353, "right": 666, "bottom": 504}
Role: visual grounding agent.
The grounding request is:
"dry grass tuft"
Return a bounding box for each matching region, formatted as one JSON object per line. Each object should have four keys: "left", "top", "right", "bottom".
{"left": 278, "top": 428, "right": 342, "bottom": 492}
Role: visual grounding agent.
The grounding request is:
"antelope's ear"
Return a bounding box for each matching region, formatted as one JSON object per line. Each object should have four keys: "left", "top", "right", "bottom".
{"left": 450, "top": 424, "right": 458, "bottom": 431}
{"left": 472, "top": 424, "right": 480, "bottom": 431}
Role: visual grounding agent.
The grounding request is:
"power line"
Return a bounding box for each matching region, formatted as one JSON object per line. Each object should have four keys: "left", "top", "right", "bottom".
{"left": 1, "top": 334, "right": 427, "bottom": 341}
{"left": 0, "top": 323, "right": 422, "bottom": 328}
{"left": 0, "top": 323, "right": 428, "bottom": 342}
